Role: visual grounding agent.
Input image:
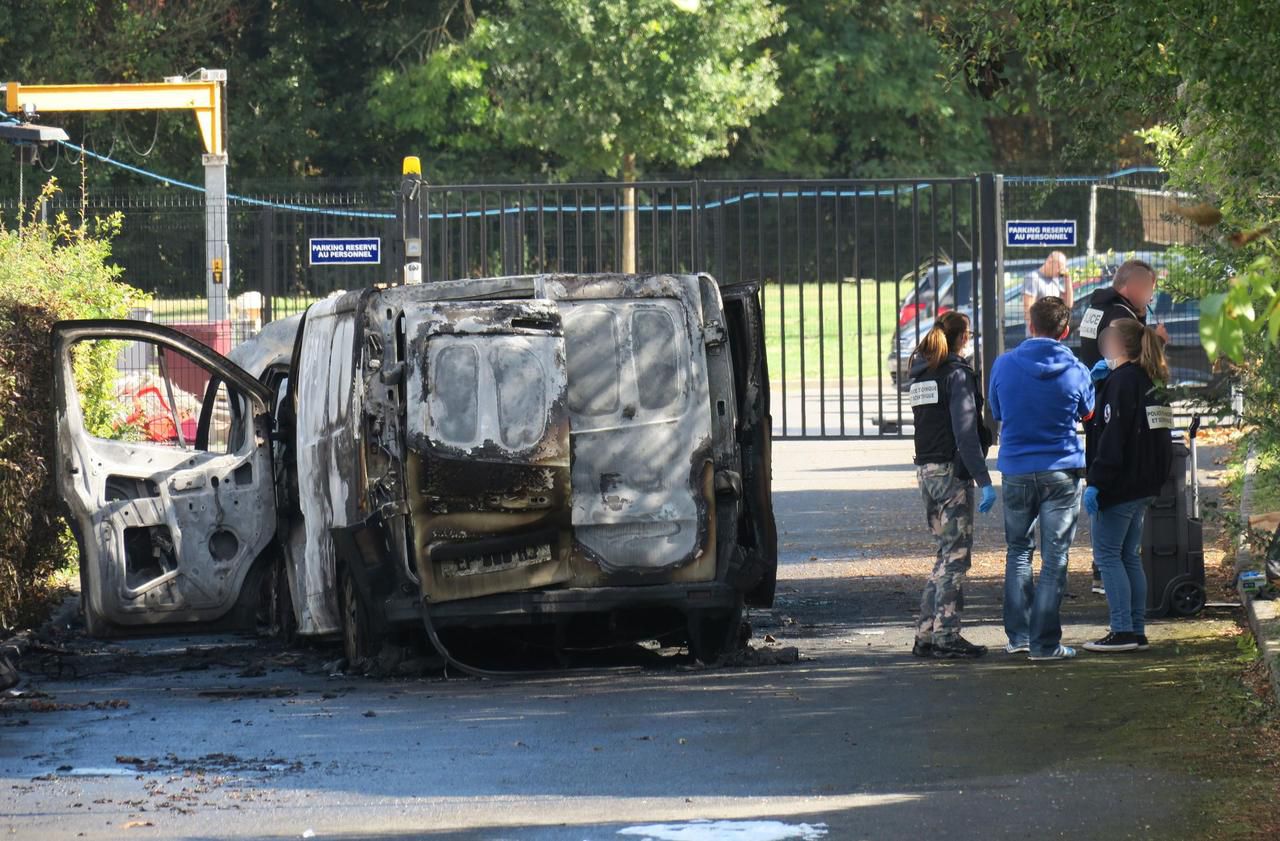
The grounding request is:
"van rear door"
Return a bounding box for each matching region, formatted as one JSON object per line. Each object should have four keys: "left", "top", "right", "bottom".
{"left": 546, "top": 275, "right": 715, "bottom": 576}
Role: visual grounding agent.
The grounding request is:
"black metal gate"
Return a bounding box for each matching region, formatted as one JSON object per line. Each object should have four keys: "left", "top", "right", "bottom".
{"left": 6, "top": 169, "right": 1200, "bottom": 439}
{"left": 409, "top": 177, "right": 994, "bottom": 439}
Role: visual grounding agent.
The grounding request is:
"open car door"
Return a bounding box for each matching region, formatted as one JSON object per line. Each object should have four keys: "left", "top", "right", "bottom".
{"left": 53, "top": 320, "right": 278, "bottom": 635}
{"left": 719, "top": 283, "right": 778, "bottom": 607}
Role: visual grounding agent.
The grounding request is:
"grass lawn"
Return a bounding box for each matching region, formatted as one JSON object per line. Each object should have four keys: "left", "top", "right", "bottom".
{"left": 761, "top": 279, "right": 903, "bottom": 386}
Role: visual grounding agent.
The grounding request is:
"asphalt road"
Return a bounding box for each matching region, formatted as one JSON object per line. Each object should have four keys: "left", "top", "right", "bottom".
{"left": 0, "top": 440, "right": 1254, "bottom": 841}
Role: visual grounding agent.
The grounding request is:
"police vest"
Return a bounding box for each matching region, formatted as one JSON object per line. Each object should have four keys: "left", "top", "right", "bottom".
{"left": 910, "top": 358, "right": 990, "bottom": 480}
{"left": 1079, "top": 294, "right": 1143, "bottom": 368}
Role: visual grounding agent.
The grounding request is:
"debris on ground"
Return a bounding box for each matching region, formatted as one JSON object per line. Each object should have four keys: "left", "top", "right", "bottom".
{"left": 720, "top": 644, "right": 801, "bottom": 667}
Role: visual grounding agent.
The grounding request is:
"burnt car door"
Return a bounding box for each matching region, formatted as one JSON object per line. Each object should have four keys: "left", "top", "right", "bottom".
{"left": 52, "top": 320, "right": 278, "bottom": 634}
{"left": 401, "top": 299, "right": 574, "bottom": 602}
{"left": 719, "top": 282, "right": 779, "bottom": 607}
{"left": 545, "top": 274, "right": 716, "bottom": 577}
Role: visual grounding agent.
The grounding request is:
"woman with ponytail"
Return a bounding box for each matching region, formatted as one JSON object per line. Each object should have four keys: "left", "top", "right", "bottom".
{"left": 1082, "top": 319, "right": 1173, "bottom": 652}
{"left": 908, "top": 311, "right": 994, "bottom": 660}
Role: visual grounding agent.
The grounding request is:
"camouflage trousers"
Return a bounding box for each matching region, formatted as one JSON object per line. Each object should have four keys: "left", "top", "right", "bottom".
{"left": 915, "top": 462, "right": 975, "bottom": 645}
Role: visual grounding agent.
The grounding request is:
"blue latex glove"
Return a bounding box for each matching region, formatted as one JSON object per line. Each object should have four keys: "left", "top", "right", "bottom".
{"left": 1090, "top": 359, "right": 1111, "bottom": 382}
{"left": 978, "top": 484, "right": 998, "bottom": 514}
{"left": 1083, "top": 486, "right": 1100, "bottom": 516}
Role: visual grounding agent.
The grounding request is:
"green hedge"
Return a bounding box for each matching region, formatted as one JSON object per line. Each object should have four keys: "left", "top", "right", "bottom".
{"left": 0, "top": 187, "right": 145, "bottom": 630}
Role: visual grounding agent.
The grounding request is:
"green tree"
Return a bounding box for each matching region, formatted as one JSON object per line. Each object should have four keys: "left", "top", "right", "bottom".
{"left": 726, "top": 0, "right": 993, "bottom": 177}
{"left": 466, "top": 0, "right": 783, "bottom": 269}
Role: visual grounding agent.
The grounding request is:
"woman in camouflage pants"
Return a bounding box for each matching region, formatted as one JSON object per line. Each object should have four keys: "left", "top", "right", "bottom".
{"left": 907, "top": 312, "right": 996, "bottom": 659}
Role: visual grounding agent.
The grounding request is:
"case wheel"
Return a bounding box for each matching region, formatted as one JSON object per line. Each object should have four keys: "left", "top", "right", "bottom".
{"left": 1168, "top": 579, "right": 1206, "bottom": 617}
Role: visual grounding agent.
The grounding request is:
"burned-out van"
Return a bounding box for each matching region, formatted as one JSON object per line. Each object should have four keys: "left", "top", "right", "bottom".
{"left": 53, "top": 272, "right": 776, "bottom": 665}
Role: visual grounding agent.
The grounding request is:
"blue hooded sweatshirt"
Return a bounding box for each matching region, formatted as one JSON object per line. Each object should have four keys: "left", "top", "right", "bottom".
{"left": 988, "top": 338, "right": 1094, "bottom": 476}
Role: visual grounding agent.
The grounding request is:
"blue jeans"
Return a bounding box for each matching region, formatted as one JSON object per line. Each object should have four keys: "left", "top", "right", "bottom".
{"left": 1002, "top": 471, "right": 1083, "bottom": 656}
{"left": 1090, "top": 497, "right": 1152, "bottom": 634}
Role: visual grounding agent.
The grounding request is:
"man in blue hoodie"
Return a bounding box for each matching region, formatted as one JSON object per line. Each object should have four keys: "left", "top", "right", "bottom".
{"left": 989, "top": 297, "right": 1094, "bottom": 661}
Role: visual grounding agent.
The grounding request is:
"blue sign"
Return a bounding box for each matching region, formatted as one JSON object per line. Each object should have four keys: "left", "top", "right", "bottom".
{"left": 1005, "top": 220, "right": 1077, "bottom": 248}
{"left": 309, "top": 237, "right": 381, "bottom": 265}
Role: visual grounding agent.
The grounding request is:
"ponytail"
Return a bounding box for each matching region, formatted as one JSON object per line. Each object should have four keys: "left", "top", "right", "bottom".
{"left": 1105, "top": 318, "right": 1169, "bottom": 383}
{"left": 913, "top": 311, "right": 970, "bottom": 371}
{"left": 1138, "top": 325, "right": 1170, "bottom": 383}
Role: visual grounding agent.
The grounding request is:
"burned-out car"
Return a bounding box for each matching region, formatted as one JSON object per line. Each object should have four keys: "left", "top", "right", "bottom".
{"left": 53, "top": 273, "right": 776, "bottom": 665}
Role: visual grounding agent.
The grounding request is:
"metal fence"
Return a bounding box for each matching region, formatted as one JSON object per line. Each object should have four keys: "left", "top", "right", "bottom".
{"left": 1, "top": 170, "right": 1206, "bottom": 439}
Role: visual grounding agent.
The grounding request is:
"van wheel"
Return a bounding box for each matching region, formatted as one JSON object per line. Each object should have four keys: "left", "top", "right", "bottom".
{"left": 340, "top": 566, "right": 377, "bottom": 669}
{"left": 687, "top": 601, "right": 745, "bottom": 665}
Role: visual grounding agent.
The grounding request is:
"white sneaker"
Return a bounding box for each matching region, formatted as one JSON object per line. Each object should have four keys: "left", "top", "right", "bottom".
{"left": 1005, "top": 642, "right": 1030, "bottom": 654}
{"left": 1091, "top": 582, "right": 1106, "bottom": 595}
{"left": 1028, "top": 645, "right": 1077, "bottom": 661}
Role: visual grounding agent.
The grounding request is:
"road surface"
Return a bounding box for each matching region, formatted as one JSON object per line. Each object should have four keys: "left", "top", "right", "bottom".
{"left": 1, "top": 440, "right": 1263, "bottom": 840}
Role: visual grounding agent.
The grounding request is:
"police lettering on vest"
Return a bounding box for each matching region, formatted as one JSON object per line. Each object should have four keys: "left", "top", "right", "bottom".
{"left": 1145, "top": 404, "right": 1173, "bottom": 430}
{"left": 910, "top": 380, "right": 939, "bottom": 407}
{"left": 1079, "top": 307, "right": 1105, "bottom": 339}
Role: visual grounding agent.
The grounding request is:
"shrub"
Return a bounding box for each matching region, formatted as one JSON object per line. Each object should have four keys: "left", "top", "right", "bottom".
{"left": 0, "top": 182, "right": 146, "bottom": 630}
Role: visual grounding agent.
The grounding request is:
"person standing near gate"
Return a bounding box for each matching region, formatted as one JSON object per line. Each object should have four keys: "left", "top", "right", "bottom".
{"left": 908, "top": 311, "right": 996, "bottom": 660}
{"left": 1078, "top": 258, "right": 1168, "bottom": 594}
{"left": 1023, "top": 251, "right": 1072, "bottom": 332}
{"left": 1078, "top": 258, "right": 1168, "bottom": 368}
{"left": 989, "top": 297, "right": 1094, "bottom": 661}
{"left": 1081, "top": 320, "right": 1173, "bottom": 652}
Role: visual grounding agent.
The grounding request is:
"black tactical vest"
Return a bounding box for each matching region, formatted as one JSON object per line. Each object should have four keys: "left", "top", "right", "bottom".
{"left": 910, "top": 357, "right": 990, "bottom": 480}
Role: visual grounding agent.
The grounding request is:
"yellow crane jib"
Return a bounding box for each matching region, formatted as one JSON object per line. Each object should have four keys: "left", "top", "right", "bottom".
{"left": 4, "top": 70, "right": 231, "bottom": 323}
{"left": 4, "top": 71, "right": 225, "bottom": 155}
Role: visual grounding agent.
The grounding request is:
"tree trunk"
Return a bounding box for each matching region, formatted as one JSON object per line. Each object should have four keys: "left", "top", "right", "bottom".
{"left": 621, "top": 152, "right": 637, "bottom": 274}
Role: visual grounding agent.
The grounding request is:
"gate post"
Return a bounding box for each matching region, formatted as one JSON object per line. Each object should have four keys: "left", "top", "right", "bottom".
{"left": 258, "top": 206, "right": 274, "bottom": 325}
{"left": 978, "top": 172, "right": 1004, "bottom": 424}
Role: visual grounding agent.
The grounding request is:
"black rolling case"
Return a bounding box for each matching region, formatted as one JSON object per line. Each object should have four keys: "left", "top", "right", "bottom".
{"left": 1142, "top": 419, "right": 1206, "bottom": 617}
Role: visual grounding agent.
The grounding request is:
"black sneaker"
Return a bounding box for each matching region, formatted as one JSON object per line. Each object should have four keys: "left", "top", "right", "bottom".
{"left": 932, "top": 636, "right": 988, "bottom": 659}
{"left": 1083, "top": 631, "right": 1141, "bottom": 652}
{"left": 1136, "top": 634, "right": 1151, "bottom": 650}
{"left": 911, "top": 639, "right": 933, "bottom": 658}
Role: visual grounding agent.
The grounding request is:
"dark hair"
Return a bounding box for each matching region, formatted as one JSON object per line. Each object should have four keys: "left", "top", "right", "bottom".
{"left": 913, "top": 311, "right": 970, "bottom": 370}
{"left": 1115, "top": 259, "right": 1155, "bottom": 289}
{"left": 1105, "top": 319, "right": 1170, "bottom": 383}
{"left": 1029, "top": 296, "right": 1071, "bottom": 338}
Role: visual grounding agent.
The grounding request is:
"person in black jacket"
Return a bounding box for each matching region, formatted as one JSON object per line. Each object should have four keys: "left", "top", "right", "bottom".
{"left": 908, "top": 311, "right": 995, "bottom": 660}
{"left": 1078, "top": 259, "right": 1168, "bottom": 368}
{"left": 1082, "top": 319, "right": 1174, "bottom": 653}
{"left": 1079, "top": 258, "right": 1168, "bottom": 595}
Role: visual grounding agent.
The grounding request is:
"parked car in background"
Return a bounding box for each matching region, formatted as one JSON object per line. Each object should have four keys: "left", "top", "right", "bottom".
{"left": 888, "top": 259, "right": 1042, "bottom": 388}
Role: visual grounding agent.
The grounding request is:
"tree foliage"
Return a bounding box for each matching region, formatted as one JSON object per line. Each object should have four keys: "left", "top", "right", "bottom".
{"left": 932, "top": 0, "right": 1280, "bottom": 422}
{"left": 466, "top": 0, "right": 783, "bottom": 178}
{"left": 728, "top": 0, "right": 993, "bottom": 177}
{"left": 1, "top": 0, "right": 1146, "bottom": 190}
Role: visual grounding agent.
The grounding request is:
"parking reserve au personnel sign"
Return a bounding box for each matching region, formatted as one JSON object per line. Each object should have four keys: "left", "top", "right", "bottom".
{"left": 1005, "top": 220, "right": 1077, "bottom": 248}
{"left": 310, "top": 237, "right": 382, "bottom": 265}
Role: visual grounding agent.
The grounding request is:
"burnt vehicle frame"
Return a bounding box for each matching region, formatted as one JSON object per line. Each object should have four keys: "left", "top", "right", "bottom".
{"left": 53, "top": 272, "right": 777, "bottom": 666}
